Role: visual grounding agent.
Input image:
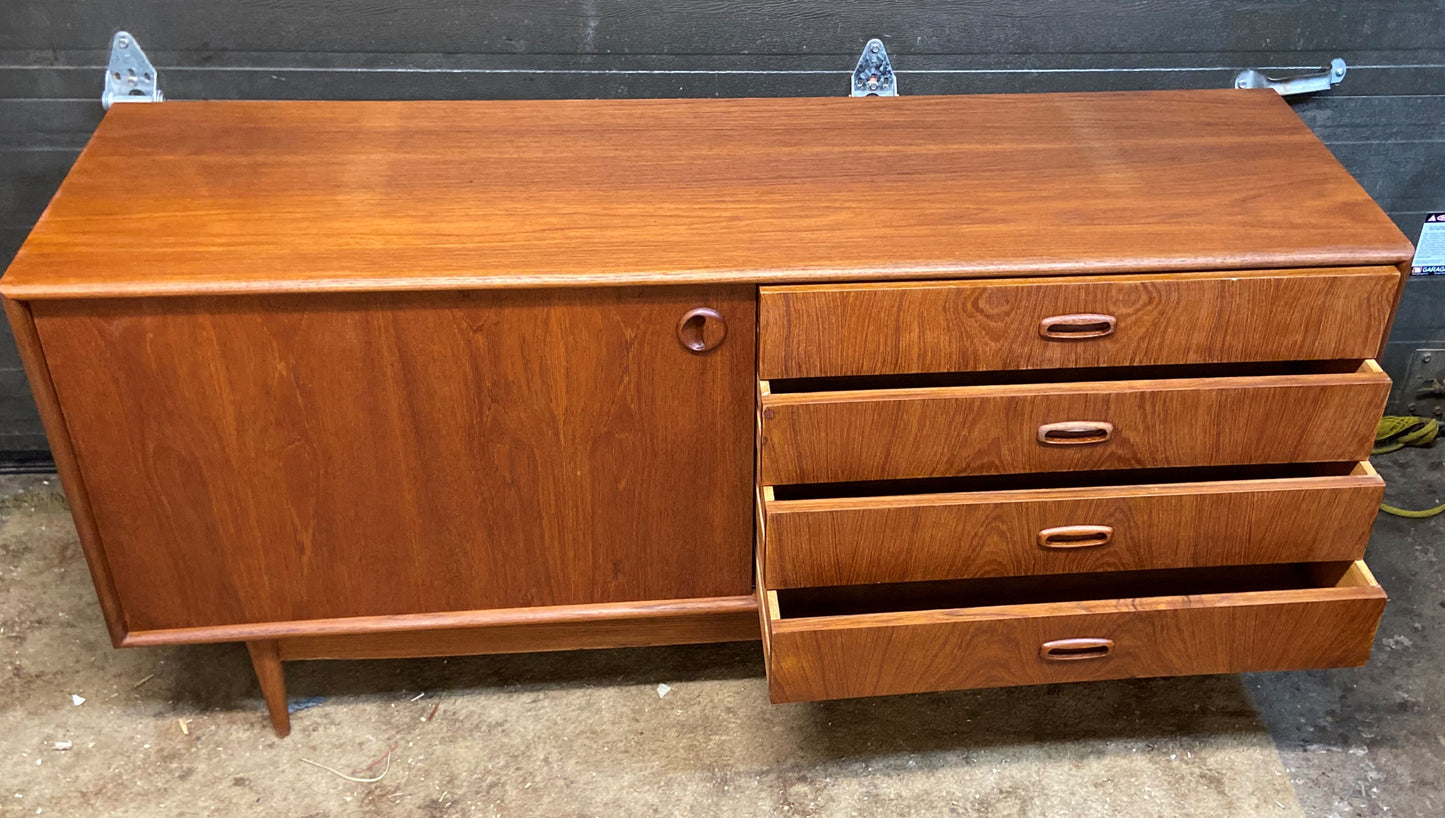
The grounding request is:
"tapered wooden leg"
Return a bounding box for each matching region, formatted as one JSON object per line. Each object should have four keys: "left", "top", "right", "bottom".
{"left": 247, "top": 640, "right": 291, "bottom": 737}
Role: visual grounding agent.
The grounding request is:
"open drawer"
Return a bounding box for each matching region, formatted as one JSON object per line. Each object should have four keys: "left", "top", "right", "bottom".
{"left": 762, "top": 462, "right": 1385, "bottom": 588}
{"left": 760, "top": 561, "right": 1386, "bottom": 703}
{"left": 759, "top": 360, "right": 1390, "bottom": 484}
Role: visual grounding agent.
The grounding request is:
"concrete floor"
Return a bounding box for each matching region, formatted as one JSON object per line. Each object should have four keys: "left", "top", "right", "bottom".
{"left": 0, "top": 448, "right": 1441, "bottom": 817}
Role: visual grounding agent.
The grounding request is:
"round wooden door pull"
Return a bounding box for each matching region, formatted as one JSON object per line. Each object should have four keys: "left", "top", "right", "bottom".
{"left": 677, "top": 307, "right": 727, "bottom": 353}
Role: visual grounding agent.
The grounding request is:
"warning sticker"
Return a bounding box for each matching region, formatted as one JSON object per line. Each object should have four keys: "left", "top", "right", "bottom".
{"left": 1413, "top": 213, "right": 1445, "bottom": 274}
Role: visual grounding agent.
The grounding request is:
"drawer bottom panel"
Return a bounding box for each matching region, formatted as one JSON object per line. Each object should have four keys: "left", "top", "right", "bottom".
{"left": 761, "top": 561, "right": 1385, "bottom": 703}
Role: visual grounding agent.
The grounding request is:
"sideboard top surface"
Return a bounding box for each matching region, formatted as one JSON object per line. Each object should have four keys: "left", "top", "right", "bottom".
{"left": 1, "top": 90, "right": 1412, "bottom": 299}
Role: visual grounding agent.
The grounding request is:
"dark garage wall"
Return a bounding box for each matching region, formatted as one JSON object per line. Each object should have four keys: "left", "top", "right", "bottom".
{"left": 2, "top": 1, "right": 1442, "bottom": 461}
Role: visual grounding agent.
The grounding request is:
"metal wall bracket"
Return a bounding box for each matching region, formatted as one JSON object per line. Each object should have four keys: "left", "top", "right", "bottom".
{"left": 1234, "top": 58, "right": 1346, "bottom": 96}
{"left": 1401, "top": 349, "right": 1445, "bottom": 419}
{"left": 851, "top": 39, "right": 897, "bottom": 97}
{"left": 102, "top": 31, "right": 163, "bottom": 109}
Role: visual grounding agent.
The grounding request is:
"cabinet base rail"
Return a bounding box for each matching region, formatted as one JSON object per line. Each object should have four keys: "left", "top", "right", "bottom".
{"left": 164, "top": 595, "right": 759, "bottom": 736}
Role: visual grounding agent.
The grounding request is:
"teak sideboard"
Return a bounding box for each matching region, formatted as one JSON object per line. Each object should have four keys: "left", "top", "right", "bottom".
{"left": 1, "top": 91, "right": 1413, "bottom": 736}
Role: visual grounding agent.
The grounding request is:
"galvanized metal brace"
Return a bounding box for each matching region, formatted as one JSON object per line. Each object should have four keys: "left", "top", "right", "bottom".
{"left": 102, "top": 31, "right": 163, "bottom": 109}
{"left": 851, "top": 39, "right": 897, "bottom": 97}
{"left": 1234, "top": 58, "right": 1346, "bottom": 96}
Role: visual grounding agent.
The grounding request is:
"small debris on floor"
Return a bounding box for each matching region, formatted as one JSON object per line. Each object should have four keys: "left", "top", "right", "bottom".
{"left": 360, "top": 742, "right": 397, "bottom": 774}
{"left": 52, "top": 742, "right": 71, "bottom": 751}
{"left": 656, "top": 683, "right": 671, "bottom": 699}
{"left": 286, "top": 696, "right": 326, "bottom": 715}
{"left": 301, "top": 753, "right": 392, "bottom": 784}
{"left": 302, "top": 743, "right": 396, "bottom": 784}
{"left": 68, "top": 695, "right": 84, "bottom": 706}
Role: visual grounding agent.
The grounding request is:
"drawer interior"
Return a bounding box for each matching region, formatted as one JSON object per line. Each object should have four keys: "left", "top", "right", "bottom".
{"left": 768, "top": 460, "right": 1365, "bottom": 500}
{"left": 772, "top": 561, "right": 1374, "bottom": 621}
{"left": 765, "top": 358, "right": 1369, "bottom": 395}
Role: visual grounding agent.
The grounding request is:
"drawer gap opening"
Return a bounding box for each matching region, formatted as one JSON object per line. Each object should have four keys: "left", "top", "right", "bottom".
{"left": 770, "top": 462, "right": 1363, "bottom": 501}
{"left": 766, "top": 359, "right": 1365, "bottom": 394}
{"left": 773, "top": 561, "right": 1361, "bottom": 620}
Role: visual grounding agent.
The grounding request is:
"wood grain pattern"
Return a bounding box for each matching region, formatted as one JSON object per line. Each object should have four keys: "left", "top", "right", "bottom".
{"left": 246, "top": 640, "right": 290, "bottom": 737}
{"left": 763, "top": 463, "right": 1384, "bottom": 588}
{"left": 0, "top": 91, "right": 1412, "bottom": 300}
{"left": 31, "top": 287, "right": 756, "bottom": 632}
{"left": 760, "top": 362, "right": 1390, "bottom": 484}
{"left": 764, "top": 561, "right": 1386, "bottom": 702}
{"left": 1381, "top": 260, "right": 1414, "bottom": 356}
{"left": 275, "top": 596, "right": 760, "bottom": 661}
{"left": 0, "top": 83, "right": 1409, "bottom": 713}
{"left": 10, "top": 1, "right": 1444, "bottom": 54}
{"left": 122, "top": 595, "right": 760, "bottom": 648}
{"left": 758, "top": 267, "right": 1400, "bottom": 379}
{"left": 0, "top": 296, "right": 127, "bottom": 644}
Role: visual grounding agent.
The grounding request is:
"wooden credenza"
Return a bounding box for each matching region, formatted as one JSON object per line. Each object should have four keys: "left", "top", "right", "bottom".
{"left": 1, "top": 91, "right": 1412, "bottom": 735}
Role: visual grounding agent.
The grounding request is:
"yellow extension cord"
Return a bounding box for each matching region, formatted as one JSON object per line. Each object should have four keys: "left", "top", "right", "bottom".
{"left": 1374, "top": 416, "right": 1444, "bottom": 518}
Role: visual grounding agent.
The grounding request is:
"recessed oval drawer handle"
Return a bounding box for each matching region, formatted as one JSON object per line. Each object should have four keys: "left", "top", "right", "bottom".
{"left": 1037, "top": 421, "right": 1114, "bottom": 445}
{"left": 677, "top": 307, "right": 727, "bottom": 353}
{"left": 1039, "top": 313, "right": 1117, "bottom": 340}
{"left": 1038, "top": 525, "right": 1113, "bottom": 549}
{"left": 1040, "top": 638, "right": 1115, "bottom": 661}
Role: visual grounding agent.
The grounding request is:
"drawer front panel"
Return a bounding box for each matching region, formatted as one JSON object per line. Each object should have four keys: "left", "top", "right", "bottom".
{"left": 758, "top": 267, "right": 1400, "bottom": 379}
{"left": 760, "top": 363, "right": 1389, "bottom": 484}
{"left": 763, "top": 464, "right": 1384, "bottom": 588}
{"left": 764, "top": 562, "right": 1385, "bottom": 703}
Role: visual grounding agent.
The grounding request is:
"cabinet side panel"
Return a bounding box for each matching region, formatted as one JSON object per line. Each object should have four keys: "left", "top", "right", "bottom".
{"left": 1, "top": 296, "right": 127, "bottom": 644}
{"left": 31, "top": 287, "right": 756, "bottom": 631}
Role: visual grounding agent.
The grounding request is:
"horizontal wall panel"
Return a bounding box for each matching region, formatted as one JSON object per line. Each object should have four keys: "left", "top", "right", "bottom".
{"left": 1392, "top": 213, "right": 1433, "bottom": 244}
{"left": 0, "top": 227, "right": 41, "bottom": 453}
{"left": 1382, "top": 275, "right": 1445, "bottom": 413}
{"left": 0, "top": 228, "right": 30, "bottom": 268}
{"left": 4, "top": 48, "right": 1437, "bottom": 73}
{"left": 1391, "top": 276, "right": 1445, "bottom": 334}
{"left": 0, "top": 100, "right": 102, "bottom": 150}
{"left": 0, "top": 367, "right": 45, "bottom": 444}
{"left": 3, "top": 58, "right": 1440, "bottom": 101}
{"left": 5, "top": 1, "right": 1445, "bottom": 55}
{"left": 0, "top": 148, "right": 80, "bottom": 227}
{"left": 1330, "top": 142, "right": 1445, "bottom": 215}
{"left": 0, "top": 325, "right": 23, "bottom": 369}
{"left": 1294, "top": 95, "right": 1445, "bottom": 142}
{"left": 0, "top": 434, "right": 51, "bottom": 453}
{"left": 0, "top": 65, "right": 840, "bottom": 102}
